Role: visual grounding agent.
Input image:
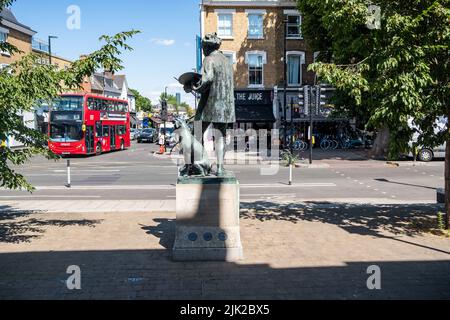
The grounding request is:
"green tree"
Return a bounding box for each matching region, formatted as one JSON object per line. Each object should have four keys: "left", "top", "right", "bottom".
{"left": 130, "top": 88, "right": 152, "bottom": 113}
{"left": 297, "top": 0, "right": 449, "bottom": 227}
{"left": 0, "top": 0, "right": 140, "bottom": 191}
{"left": 160, "top": 93, "right": 192, "bottom": 115}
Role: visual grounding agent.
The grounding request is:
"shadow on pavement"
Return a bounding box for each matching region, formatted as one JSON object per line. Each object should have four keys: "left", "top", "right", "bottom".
{"left": 0, "top": 205, "right": 103, "bottom": 244}
{"left": 240, "top": 202, "right": 449, "bottom": 254}
{"left": 0, "top": 249, "right": 449, "bottom": 300}
{"left": 0, "top": 203, "right": 449, "bottom": 299}
{"left": 375, "top": 178, "right": 438, "bottom": 191}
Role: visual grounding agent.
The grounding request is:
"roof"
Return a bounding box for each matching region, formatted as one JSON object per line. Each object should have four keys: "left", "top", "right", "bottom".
{"left": 114, "top": 75, "right": 135, "bottom": 97}
{"left": 201, "top": 0, "right": 298, "bottom": 8}
{"left": 0, "top": 8, "right": 36, "bottom": 35}
{"left": 91, "top": 73, "right": 122, "bottom": 94}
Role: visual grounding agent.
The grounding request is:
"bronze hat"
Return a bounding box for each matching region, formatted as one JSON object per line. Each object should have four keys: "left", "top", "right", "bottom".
{"left": 202, "top": 33, "right": 222, "bottom": 48}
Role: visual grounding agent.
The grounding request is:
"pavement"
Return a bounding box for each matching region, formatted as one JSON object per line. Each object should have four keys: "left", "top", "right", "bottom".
{"left": 0, "top": 142, "right": 448, "bottom": 300}
{"left": 0, "top": 203, "right": 449, "bottom": 300}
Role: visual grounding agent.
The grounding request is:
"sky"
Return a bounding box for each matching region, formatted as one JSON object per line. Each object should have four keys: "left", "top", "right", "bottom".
{"left": 10, "top": 0, "right": 201, "bottom": 106}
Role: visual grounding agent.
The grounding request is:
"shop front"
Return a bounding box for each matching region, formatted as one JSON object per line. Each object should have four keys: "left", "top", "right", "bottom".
{"left": 234, "top": 89, "right": 276, "bottom": 131}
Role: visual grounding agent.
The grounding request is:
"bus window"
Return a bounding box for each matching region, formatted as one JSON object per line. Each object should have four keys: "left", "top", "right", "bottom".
{"left": 88, "top": 98, "right": 95, "bottom": 110}
{"left": 103, "top": 125, "right": 110, "bottom": 137}
{"left": 118, "top": 125, "right": 126, "bottom": 135}
{"left": 96, "top": 122, "right": 102, "bottom": 137}
{"left": 94, "top": 99, "right": 102, "bottom": 111}
{"left": 113, "top": 102, "right": 119, "bottom": 112}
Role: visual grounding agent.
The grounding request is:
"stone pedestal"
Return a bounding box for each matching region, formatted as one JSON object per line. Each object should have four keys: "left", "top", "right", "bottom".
{"left": 173, "top": 175, "right": 243, "bottom": 262}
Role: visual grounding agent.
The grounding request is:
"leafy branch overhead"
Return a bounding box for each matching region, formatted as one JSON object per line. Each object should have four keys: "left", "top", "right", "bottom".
{"left": 0, "top": 0, "right": 140, "bottom": 192}
{"left": 299, "top": 0, "right": 449, "bottom": 158}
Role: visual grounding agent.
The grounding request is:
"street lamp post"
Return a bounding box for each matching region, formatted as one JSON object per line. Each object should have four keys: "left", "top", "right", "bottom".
{"left": 163, "top": 86, "right": 168, "bottom": 151}
{"left": 48, "top": 36, "right": 58, "bottom": 66}
{"left": 283, "top": 19, "right": 288, "bottom": 151}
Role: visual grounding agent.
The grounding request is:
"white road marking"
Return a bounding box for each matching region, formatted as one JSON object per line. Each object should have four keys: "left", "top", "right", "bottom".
{"left": 0, "top": 195, "right": 101, "bottom": 199}
{"left": 53, "top": 169, "right": 121, "bottom": 173}
{"left": 242, "top": 183, "right": 337, "bottom": 188}
{"left": 1, "top": 183, "right": 337, "bottom": 191}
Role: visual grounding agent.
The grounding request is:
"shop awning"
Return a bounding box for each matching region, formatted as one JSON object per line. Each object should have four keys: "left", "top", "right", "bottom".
{"left": 235, "top": 105, "right": 276, "bottom": 123}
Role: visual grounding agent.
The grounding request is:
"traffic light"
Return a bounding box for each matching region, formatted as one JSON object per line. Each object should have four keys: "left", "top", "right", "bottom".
{"left": 161, "top": 100, "right": 168, "bottom": 121}
{"left": 304, "top": 86, "right": 310, "bottom": 115}
{"left": 315, "top": 85, "right": 326, "bottom": 116}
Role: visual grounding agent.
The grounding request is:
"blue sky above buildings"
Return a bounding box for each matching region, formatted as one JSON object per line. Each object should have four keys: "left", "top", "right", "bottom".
{"left": 11, "top": 0, "right": 200, "bottom": 105}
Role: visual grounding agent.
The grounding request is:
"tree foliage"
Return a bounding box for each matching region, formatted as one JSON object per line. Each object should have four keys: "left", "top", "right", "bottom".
{"left": 160, "top": 93, "right": 194, "bottom": 117}
{"left": 0, "top": 0, "right": 140, "bottom": 191}
{"left": 130, "top": 88, "right": 152, "bottom": 113}
{"left": 298, "top": 0, "right": 449, "bottom": 159}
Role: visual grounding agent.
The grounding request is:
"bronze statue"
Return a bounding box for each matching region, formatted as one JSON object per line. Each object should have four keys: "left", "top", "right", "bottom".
{"left": 179, "top": 33, "right": 236, "bottom": 177}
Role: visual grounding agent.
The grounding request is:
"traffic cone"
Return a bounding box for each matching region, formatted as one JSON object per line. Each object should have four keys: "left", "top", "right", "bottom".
{"left": 159, "top": 145, "right": 165, "bottom": 154}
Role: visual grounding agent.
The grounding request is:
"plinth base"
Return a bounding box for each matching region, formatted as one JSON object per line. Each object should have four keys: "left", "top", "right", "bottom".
{"left": 173, "top": 175, "right": 243, "bottom": 262}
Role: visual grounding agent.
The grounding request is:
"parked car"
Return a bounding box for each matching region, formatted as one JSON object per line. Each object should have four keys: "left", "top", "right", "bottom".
{"left": 409, "top": 143, "right": 446, "bottom": 162}
{"left": 407, "top": 117, "right": 446, "bottom": 161}
{"left": 137, "top": 128, "right": 156, "bottom": 143}
{"left": 130, "top": 129, "right": 138, "bottom": 141}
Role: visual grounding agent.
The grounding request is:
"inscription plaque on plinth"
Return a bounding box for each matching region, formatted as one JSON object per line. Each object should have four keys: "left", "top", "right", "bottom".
{"left": 173, "top": 175, "right": 243, "bottom": 262}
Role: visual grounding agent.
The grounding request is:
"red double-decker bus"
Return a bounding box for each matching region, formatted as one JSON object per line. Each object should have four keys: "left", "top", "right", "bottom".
{"left": 48, "top": 94, "right": 131, "bottom": 156}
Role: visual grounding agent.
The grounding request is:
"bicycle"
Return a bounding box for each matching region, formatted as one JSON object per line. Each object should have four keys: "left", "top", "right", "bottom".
{"left": 292, "top": 139, "right": 309, "bottom": 151}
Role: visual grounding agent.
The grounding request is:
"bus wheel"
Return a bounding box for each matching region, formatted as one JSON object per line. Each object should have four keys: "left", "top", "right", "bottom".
{"left": 96, "top": 143, "right": 102, "bottom": 155}
{"left": 120, "top": 141, "right": 125, "bottom": 151}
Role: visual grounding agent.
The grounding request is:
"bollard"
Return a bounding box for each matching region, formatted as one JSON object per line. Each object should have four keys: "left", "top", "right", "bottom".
{"left": 66, "top": 159, "right": 71, "bottom": 188}
{"left": 289, "top": 164, "right": 293, "bottom": 186}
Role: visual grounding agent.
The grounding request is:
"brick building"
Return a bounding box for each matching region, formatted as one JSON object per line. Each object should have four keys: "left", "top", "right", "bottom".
{"left": 1, "top": 8, "right": 73, "bottom": 147}
{"left": 0, "top": 8, "right": 71, "bottom": 69}
{"left": 200, "top": 0, "right": 318, "bottom": 131}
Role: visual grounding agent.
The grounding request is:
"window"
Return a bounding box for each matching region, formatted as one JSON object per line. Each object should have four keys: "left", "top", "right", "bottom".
{"left": 247, "top": 54, "right": 264, "bottom": 87}
{"left": 286, "top": 14, "right": 302, "bottom": 38}
{"left": 52, "top": 96, "right": 84, "bottom": 112}
{"left": 50, "top": 124, "right": 83, "bottom": 142}
{"left": 102, "top": 126, "right": 110, "bottom": 137}
{"left": 248, "top": 14, "right": 264, "bottom": 39}
{"left": 217, "top": 13, "right": 233, "bottom": 38}
{"left": 287, "top": 52, "right": 305, "bottom": 86}
{"left": 96, "top": 122, "right": 102, "bottom": 137}
{"left": 222, "top": 51, "right": 236, "bottom": 66}
{"left": 88, "top": 98, "right": 95, "bottom": 110}
{"left": 118, "top": 125, "right": 126, "bottom": 135}
{"left": 100, "top": 100, "right": 108, "bottom": 111}
{"left": 0, "top": 31, "right": 7, "bottom": 43}
{"left": 0, "top": 28, "right": 10, "bottom": 56}
{"left": 120, "top": 102, "right": 129, "bottom": 112}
